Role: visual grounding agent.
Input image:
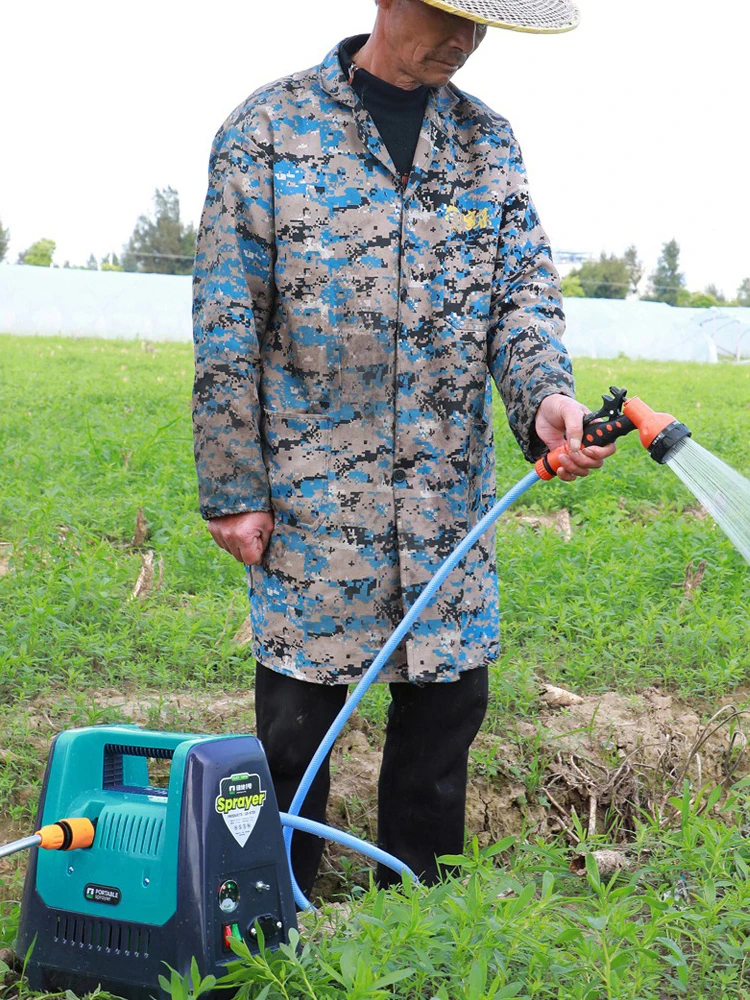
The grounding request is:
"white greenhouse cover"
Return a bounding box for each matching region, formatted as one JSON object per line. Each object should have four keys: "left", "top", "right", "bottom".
{"left": 0, "top": 265, "right": 192, "bottom": 342}
{"left": 1, "top": 265, "right": 749, "bottom": 361}
{"left": 563, "top": 298, "right": 750, "bottom": 363}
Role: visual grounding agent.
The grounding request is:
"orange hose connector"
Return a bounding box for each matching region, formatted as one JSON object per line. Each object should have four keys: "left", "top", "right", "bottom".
{"left": 36, "top": 817, "right": 95, "bottom": 851}
{"left": 534, "top": 444, "right": 568, "bottom": 481}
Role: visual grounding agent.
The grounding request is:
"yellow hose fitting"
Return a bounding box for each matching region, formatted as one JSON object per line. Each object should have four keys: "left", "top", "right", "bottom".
{"left": 36, "top": 818, "right": 95, "bottom": 851}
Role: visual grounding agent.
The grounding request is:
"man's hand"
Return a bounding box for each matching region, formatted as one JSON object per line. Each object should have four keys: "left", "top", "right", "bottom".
{"left": 535, "top": 394, "right": 616, "bottom": 483}
{"left": 207, "top": 511, "right": 274, "bottom": 566}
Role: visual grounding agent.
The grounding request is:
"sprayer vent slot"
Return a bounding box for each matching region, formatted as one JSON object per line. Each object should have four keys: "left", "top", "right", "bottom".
{"left": 54, "top": 913, "right": 151, "bottom": 956}
{"left": 103, "top": 751, "right": 124, "bottom": 787}
{"left": 104, "top": 743, "right": 174, "bottom": 760}
{"left": 95, "top": 807, "right": 165, "bottom": 858}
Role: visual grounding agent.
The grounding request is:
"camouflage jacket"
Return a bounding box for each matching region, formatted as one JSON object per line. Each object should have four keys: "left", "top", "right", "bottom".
{"left": 192, "top": 42, "right": 574, "bottom": 685}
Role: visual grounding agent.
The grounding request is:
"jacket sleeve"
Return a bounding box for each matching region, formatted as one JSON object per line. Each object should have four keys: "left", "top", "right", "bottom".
{"left": 487, "top": 130, "right": 575, "bottom": 462}
{"left": 192, "top": 115, "right": 276, "bottom": 520}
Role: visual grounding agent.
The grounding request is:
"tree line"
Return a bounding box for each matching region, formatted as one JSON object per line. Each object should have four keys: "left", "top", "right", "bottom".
{"left": 561, "top": 240, "right": 750, "bottom": 308}
{"left": 0, "top": 187, "right": 195, "bottom": 276}
{"left": 2, "top": 199, "right": 749, "bottom": 308}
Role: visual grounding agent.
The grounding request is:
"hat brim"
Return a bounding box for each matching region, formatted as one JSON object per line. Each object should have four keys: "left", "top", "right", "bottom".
{"left": 420, "top": 0, "right": 580, "bottom": 33}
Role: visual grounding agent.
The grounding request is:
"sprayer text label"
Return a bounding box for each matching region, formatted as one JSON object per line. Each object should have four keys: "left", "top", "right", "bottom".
{"left": 215, "top": 772, "right": 266, "bottom": 847}
{"left": 216, "top": 793, "right": 266, "bottom": 812}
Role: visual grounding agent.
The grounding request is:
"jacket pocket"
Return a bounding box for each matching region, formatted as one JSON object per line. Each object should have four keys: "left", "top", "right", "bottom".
{"left": 437, "top": 230, "right": 496, "bottom": 325}
{"left": 263, "top": 411, "right": 332, "bottom": 530}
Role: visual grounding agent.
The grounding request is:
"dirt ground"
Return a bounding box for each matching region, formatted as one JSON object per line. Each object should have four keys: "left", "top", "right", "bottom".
{"left": 3, "top": 683, "right": 747, "bottom": 902}
{"left": 324, "top": 686, "right": 749, "bottom": 877}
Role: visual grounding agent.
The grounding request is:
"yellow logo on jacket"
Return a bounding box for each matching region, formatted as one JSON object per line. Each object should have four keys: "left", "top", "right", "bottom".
{"left": 446, "top": 205, "right": 492, "bottom": 233}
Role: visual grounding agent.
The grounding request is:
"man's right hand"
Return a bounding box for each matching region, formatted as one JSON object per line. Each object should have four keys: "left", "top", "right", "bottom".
{"left": 207, "top": 511, "right": 274, "bottom": 567}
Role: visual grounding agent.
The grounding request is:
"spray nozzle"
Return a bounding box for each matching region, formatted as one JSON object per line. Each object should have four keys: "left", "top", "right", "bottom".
{"left": 535, "top": 385, "right": 692, "bottom": 480}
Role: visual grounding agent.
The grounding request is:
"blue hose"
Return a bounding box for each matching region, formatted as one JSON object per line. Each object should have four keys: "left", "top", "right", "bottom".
{"left": 279, "top": 813, "right": 416, "bottom": 884}
{"left": 284, "top": 468, "right": 542, "bottom": 909}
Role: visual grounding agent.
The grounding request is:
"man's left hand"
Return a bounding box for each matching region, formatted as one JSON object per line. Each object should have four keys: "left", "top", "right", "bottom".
{"left": 535, "top": 394, "right": 616, "bottom": 483}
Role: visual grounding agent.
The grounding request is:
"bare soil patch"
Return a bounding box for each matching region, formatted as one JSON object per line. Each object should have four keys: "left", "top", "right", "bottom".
{"left": 321, "top": 688, "right": 749, "bottom": 871}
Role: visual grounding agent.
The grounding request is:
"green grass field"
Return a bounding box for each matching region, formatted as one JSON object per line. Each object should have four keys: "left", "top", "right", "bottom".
{"left": 1, "top": 335, "right": 750, "bottom": 998}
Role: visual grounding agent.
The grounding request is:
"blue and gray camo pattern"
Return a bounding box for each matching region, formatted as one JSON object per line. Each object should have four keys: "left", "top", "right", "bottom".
{"left": 192, "top": 42, "right": 574, "bottom": 684}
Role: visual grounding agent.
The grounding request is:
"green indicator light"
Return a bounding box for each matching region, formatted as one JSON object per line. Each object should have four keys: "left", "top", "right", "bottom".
{"left": 231, "top": 923, "right": 241, "bottom": 939}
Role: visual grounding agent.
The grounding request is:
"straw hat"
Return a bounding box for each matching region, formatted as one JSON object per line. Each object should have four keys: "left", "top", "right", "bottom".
{"left": 420, "top": 0, "right": 580, "bottom": 33}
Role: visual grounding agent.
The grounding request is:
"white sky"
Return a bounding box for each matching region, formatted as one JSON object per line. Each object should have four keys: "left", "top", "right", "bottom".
{"left": 1, "top": 0, "right": 748, "bottom": 295}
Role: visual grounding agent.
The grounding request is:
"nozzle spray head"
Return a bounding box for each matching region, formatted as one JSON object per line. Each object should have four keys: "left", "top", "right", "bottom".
{"left": 621, "top": 397, "right": 691, "bottom": 464}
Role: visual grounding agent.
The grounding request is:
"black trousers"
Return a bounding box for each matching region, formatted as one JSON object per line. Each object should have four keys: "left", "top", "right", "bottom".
{"left": 254, "top": 663, "right": 488, "bottom": 897}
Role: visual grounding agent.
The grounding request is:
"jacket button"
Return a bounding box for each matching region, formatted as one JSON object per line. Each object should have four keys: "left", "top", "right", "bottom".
{"left": 392, "top": 469, "right": 407, "bottom": 484}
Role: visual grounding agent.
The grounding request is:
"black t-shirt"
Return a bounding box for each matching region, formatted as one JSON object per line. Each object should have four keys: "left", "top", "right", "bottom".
{"left": 339, "top": 35, "right": 430, "bottom": 186}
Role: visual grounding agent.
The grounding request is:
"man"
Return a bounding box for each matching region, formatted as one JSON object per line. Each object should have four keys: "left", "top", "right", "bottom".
{"left": 192, "top": 0, "right": 612, "bottom": 897}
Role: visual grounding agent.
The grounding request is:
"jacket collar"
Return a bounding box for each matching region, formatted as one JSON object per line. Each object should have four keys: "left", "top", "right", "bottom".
{"left": 318, "top": 41, "right": 461, "bottom": 183}
{"left": 318, "top": 41, "right": 460, "bottom": 118}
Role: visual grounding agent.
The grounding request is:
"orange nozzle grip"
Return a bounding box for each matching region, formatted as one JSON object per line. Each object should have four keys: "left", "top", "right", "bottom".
{"left": 36, "top": 818, "right": 95, "bottom": 851}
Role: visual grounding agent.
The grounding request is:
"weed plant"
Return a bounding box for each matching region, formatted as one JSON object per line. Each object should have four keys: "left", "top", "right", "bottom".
{"left": 0, "top": 337, "right": 251, "bottom": 701}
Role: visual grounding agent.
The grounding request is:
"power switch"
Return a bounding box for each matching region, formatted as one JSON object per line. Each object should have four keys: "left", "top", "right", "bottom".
{"left": 222, "top": 923, "right": 241, "bottom": 952}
